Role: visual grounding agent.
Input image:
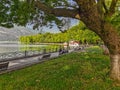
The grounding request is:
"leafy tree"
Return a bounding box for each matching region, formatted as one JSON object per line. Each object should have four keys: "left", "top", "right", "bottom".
{"left": 20, "top": 23, "right": 100, "bottom": 44}
{"left": 1, "top": 0, "right": 120, "bottom": 81}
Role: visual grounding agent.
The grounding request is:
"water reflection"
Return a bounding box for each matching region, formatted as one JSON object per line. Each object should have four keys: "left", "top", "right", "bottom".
{"left": 0, "top": 42, "right": 61, "bottom": 53}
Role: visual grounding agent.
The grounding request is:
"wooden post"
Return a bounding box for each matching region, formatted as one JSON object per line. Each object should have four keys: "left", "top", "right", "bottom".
{"left": 39, "top": 49, "right": 41, "bottom": 54}
{"left": 49, "top": 49, "right": 51, "bottom": 53}
{"left": 25, "top": 51, "right": 27, "bottom": 57}
{"left": 43, "top": 49, "right": 46, "bottom": 54}
{"left": 56, "top": 48, "right": 58, "bottom": 52}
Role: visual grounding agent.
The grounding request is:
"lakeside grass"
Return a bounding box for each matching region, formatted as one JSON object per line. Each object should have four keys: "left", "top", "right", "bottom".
{"left": 0, "top": 46, "right": 120, "bottom": 90}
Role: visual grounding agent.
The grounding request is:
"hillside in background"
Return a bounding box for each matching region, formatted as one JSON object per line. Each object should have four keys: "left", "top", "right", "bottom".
{"left": 19, "top": 23, "right": 101, "bottom": 44}
{"left": 0, "top": 26, "right": 34, "bottom": 41}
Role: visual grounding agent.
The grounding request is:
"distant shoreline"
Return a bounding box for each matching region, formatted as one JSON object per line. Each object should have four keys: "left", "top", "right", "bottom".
{"left": 0, "top": 41, "right": 19, "bottom": 43}
{"left": 31, "top": 42, "right": 63, "bottom": 45}
{"left": 0, "top": 41, "right": 63, "bottom": 45}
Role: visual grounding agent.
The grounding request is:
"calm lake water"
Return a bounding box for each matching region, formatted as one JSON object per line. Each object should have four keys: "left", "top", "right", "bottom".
{"left": 0, "top": 41, "right": 59, "bottom": 53}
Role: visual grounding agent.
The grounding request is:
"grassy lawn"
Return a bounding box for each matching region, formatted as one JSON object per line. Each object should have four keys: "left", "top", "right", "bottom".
{"left": 0, "top": 46, "right": 120, "bottom": 90}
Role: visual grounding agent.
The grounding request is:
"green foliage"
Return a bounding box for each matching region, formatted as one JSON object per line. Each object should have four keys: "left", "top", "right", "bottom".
{"left": 0, "top": 0, "right": 75, "bottom": 29}
{"left": 1, "top": 46, "right": 120, "bottom": 90}
{"left": 0, "top": 0, "right": 35, "bottom": 27}
{"left": 20, "top": 23, "right": 101, "bottom": 44}
{"left": 0, "top": 0, "right": 119, "bottom": 31}
{"left": 104, "top": 0, "right": 120, "bottom": 34}
{"left": 111, "top": 12, "right": 120, "bottom": 33}
{"left": 0, "top": 0, "right": 19, "bottom": 27}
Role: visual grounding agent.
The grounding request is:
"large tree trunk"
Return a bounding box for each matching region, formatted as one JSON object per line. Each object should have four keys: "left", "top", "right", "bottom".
{"left": 95, "top": 23, "right": 120, "bottom": 82}
{"left": 100, "top": 23, "right": 120, "bottom": 81}
{"left": 96, "top": 23, "right": 120, "bottom": 81}
{"left": 80, "top": 11, "right": 120, "bottom": 81}
{"left": 101, "top": 23, "right": 120, "bottom": 82}
{"left": 98, "top": 23, "right": 120, "bottom": 81}
{"left": 76, "top": 0, "right": 120, "bottom": 81}
{"left": 110, "top": 54, "right": 120, "bottom": 81}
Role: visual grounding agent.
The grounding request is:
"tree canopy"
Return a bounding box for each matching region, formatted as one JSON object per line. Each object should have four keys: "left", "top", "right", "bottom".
{"left": 1, "top": 0, "right": 119, "bottom": 31}
{"left": 1, "top": 0, "right": 120, "bottom": 81}
{"left": 19, "top": 23, "right": 100, "bottom": 44}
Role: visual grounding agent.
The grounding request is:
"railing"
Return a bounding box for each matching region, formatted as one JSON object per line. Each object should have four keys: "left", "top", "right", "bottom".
{"left": 0, "top": 48, "right": 59, "bottom": 62}
{"left": 0, "top": 45, "right": 87, "bottom": 72}
{"left": 0, "top": 45, "right": 86, "bottom": 63}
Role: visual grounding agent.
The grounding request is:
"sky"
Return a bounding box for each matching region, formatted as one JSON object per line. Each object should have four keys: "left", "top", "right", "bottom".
{"left": 20, "top": 0, "right": 79, "bottom": 34}
{"left": 26, "top": 19, "right": 79, "bottom": 34}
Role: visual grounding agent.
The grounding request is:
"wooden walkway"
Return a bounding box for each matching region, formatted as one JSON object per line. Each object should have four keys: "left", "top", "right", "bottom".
{"left": 0, "top": 46, "right": 86, "bottom": 74}
{"left": 0, "top": 52, "right": 60, "bottom": 74}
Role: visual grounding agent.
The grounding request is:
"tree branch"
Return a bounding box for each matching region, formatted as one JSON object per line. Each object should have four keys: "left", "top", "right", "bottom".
{"left": 108, "top": 0, "right": 118, "bottom": 17}
{"left": 34, "top": 0, "right": 81, "bottom": 20}
{"left": 97, "top": 0, "right": 105, "bottom": 17}
{"left": 103, "top": 0, "right": 108, "bottom": 13}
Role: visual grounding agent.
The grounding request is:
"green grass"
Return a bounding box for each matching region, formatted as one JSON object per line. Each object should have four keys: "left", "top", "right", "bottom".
{"left": 0, "top": 46, "right": 120, "bottom": 90}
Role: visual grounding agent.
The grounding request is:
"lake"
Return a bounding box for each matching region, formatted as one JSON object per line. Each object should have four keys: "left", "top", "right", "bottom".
{"left": 0, "top": 41, "right": 60, "bottom": 53}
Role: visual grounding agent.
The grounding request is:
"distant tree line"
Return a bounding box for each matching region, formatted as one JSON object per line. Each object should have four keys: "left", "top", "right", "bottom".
{"left": 19, "top": 23, "right": 101, "bottom": 44}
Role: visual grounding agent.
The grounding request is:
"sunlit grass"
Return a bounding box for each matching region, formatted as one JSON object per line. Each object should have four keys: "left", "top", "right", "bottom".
{"left": 0, "top": 46, "right": 120, "bottom": 90}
